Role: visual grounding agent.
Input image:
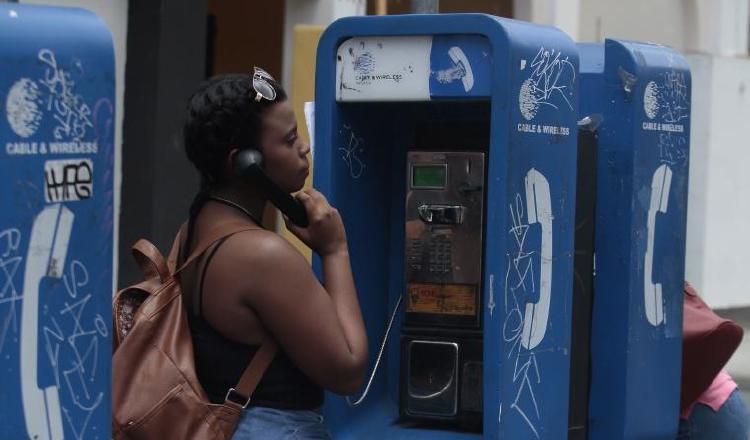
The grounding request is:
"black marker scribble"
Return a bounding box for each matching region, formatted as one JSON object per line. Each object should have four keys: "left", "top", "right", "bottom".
{"left": 45, "top": 160, "right": 93, "bottom": 202}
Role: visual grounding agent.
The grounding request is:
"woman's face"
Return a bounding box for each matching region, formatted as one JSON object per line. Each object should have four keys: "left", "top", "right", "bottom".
{"left": 259, "top": 100, "right": 310, "bottom": 193}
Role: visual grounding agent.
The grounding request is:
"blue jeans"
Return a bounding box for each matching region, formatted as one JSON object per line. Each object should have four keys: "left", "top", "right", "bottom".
{"left": 231, "top": 406, "right": 332, "bottom": 439}
{"left": 677, "top": 389, "right": 750, "bottom": 440}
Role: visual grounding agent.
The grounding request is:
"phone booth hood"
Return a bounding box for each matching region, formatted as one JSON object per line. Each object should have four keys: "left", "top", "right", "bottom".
{"left": 312, "top": 14, "right": 579, "bottom": 439}
{"left": 579, "top": 39, "right": 691, "bottom": 439}
{"left": 0, "top": 4, "right": 115, "bottom": 439}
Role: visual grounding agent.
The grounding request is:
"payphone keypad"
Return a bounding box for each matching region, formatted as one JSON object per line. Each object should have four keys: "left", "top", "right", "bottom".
{"left": 428, "top": 238, "right": 452, "bottom": 274}
{"left": 407, "top": 238, "right": 424, "bottom": 271}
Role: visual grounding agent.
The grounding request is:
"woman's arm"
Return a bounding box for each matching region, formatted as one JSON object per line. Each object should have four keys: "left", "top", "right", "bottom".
{"left": 320, "top": 246, "right": 368, "bottom": 388}
{"left": 248, "top": 238, "right": 368, "bottom": 394}
{"left": 203, "top": 189, "right": 368, "bottom": 395}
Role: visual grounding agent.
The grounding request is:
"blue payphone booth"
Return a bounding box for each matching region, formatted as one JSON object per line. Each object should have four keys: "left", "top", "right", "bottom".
{"left": 313, "top": 14, "right": 579, "bottom": 439}
{"left": 579, "top": 40, "right": 691, "bottom": 439}
{"left": 0, "top": 4, "right": 115, "bottom": 439}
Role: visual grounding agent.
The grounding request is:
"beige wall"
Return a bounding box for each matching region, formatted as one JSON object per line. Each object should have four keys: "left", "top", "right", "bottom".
{"left": 575, "top": 0, "right": 749, "bottom": 56}
{"left": 577, "top": 0, "right": 689, "bottom": 48}
{"left": 685, "top": 54, "right": 750, "bottom": 308}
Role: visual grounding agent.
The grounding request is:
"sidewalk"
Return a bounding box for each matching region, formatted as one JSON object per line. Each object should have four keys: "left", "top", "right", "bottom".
{"left": 716, "top": 307, "right": 750, "bottom": 404}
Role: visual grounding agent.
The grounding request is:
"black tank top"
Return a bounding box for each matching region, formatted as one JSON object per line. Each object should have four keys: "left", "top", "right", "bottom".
{"left": 184, "top": 235, "right": 324, "bottom": 409}
{"left": 189, "top": 314, "right": 323, "bottom": 408}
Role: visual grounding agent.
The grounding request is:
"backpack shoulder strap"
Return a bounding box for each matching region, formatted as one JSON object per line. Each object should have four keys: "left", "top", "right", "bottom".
{"left": 174, "top": 220, "right": 280, "bottom": 407}
{"left": 132, "top": 239, "right": 169, "bottom": 283}
{"left": 174, "top": 221, "right": 260, "bottom": 276}
{"left": 167, "top": 222, "right": 187, "bottom": 273}
{"left": 227, "top": 338, "right": 279, "bottom": 408}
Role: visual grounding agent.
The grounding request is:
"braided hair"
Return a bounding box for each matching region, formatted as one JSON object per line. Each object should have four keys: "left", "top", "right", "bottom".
{"left": 182, "top": 73, "right": 287, "bottom": 245}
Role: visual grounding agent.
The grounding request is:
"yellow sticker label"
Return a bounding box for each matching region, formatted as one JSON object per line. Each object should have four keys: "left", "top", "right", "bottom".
{"left": 406, "top": 283, "right": 477, "bottom": 316}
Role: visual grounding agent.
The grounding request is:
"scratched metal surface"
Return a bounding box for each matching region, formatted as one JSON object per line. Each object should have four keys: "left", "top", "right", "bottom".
{"left": 315, "top": 14, "right": 579, "bottom": 439}
{"left": 579, "top": 39, "right": 691, "bottom": 440}
{"left": 0, "top": 4, "right": 114, "bottom": 440}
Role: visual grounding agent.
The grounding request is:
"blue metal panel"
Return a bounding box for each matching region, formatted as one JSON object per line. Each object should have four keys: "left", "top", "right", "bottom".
{"left": 580, "top": 39, "right": 690, "bottom": 440}
{"left": 429, "top": 35, "right": 491, "bottom": 98}
{"left": 314, "top": 14, "right": 578, "bottom": 439}
{"left": 501, "top": 20, "right": 579, "bottom": 440}
{"left": 0, "top": 4, "right": 114, "bottom": 440}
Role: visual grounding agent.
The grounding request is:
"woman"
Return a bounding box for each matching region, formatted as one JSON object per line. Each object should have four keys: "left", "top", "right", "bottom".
{"left": 179, "top": 70, "right": 368, "bottom": 439}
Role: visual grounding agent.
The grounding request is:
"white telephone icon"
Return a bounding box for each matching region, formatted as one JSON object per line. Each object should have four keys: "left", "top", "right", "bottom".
{"left": 448, "top": 46, "right": 474, "bottom": 92}
{"left": 521, "top": 168, "right": 553, "bottom": 350}
{"left": 644, "top": 164, "right": 672, "bottom": 326}
{"left": 21, "top": 204, "right": 74, "bottom": 440}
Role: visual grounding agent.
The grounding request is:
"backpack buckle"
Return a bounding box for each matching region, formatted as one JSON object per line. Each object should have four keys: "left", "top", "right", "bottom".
{"left": 225, "top": 388, "right": 251, "bottom": 409}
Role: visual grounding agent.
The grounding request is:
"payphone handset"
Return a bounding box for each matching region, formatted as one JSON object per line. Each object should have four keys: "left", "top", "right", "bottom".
{"left": 521, "top": 168, "right": 553, "bottom": 350}
{"left": 233, "top": 149, "right": 309, "bottom": 227}
{"left": 21, "top": 204, "right": 73, "bottom": 440}
{"left": 644, "top": 164, "right": 672, "bottom": 326}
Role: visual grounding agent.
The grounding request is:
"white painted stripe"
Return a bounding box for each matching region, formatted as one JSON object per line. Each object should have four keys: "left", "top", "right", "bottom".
{"left": 21, "top": 204, "right": 74, "bottom": 440}
{"left": 45, "top": 385, "right": 64, "bottom": 440}
{"left": 522, "top": 169, "right": 553, "bottom": 350}
{"left": 644, "top": 164, "right": 672, "bottom": 326}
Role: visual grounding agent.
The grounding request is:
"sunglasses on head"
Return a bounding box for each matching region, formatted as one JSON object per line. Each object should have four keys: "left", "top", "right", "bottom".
{"left": 252, "top": 66, "right": 277, "bottom": 102}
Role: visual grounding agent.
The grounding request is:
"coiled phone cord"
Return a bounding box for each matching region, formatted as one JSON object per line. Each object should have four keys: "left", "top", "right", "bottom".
{"left": 346, "top": 294, "right": 403, "bottom": 407}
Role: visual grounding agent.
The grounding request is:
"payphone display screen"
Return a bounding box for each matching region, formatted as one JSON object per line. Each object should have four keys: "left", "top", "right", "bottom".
{"left": 411, "top": 164, "right": 447, "bottom": 189}
{"left": 407, "top": 283, "right": 477, "bottom": 316}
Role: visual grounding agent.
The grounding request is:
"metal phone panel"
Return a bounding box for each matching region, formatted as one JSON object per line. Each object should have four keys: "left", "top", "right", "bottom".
{"left": 405, "top": 340, "right": 459, "bottom": 417}
{"left": 405, "top": 151, "right": 485, "bottom": 328}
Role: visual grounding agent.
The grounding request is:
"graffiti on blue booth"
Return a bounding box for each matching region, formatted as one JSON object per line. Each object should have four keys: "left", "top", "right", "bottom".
{"left": 1, "top": 7, "right": 114, "bottom": 438}
{"left": 639, "top": 55, "right": 690, "bottom": 328}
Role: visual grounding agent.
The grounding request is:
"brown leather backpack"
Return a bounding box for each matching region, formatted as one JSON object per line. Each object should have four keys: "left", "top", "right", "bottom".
{"left": 112, "top": 222, "right": 277, "bottom": 439}
{"left": 680, "top": 281, "right": 744, "bottom": 412}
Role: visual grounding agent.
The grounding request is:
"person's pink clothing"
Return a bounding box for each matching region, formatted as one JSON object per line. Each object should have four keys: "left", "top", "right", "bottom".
{"left": 681, "top": 369, "right": 738, "bottom": 420}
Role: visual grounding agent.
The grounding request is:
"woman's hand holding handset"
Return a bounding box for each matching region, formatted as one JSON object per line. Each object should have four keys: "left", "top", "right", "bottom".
{"left": 285, "top": 188, "right": 348, "bottom": 257}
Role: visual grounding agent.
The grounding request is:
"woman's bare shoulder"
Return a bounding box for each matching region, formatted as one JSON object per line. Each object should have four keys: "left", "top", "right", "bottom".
{"left": 214, "top": 228, "right": 310, "bottom": 277}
